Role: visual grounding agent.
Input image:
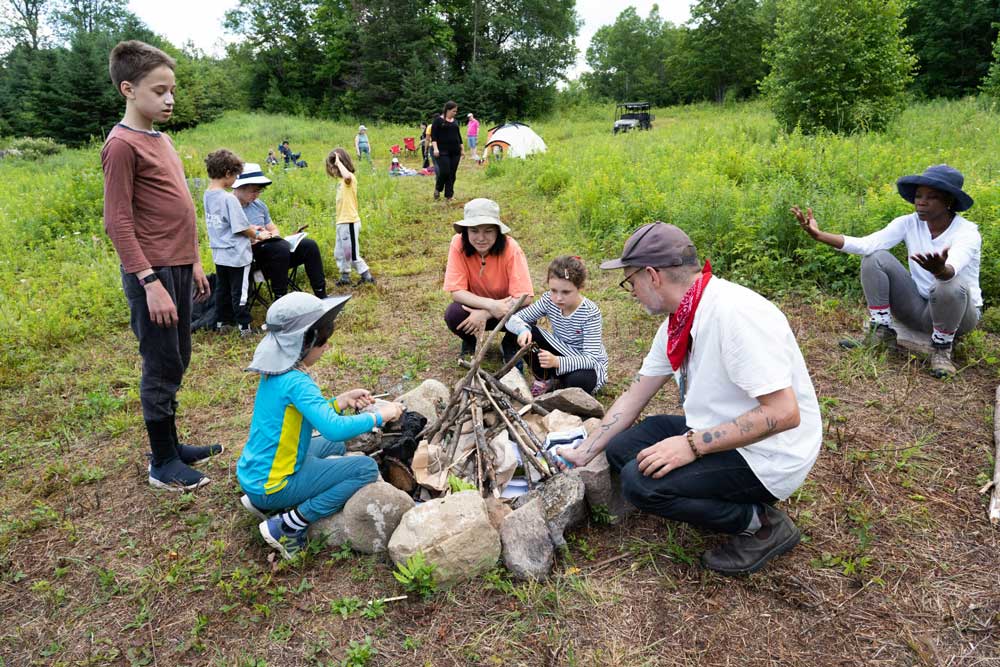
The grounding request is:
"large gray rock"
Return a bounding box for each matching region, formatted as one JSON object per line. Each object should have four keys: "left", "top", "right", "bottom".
{"left": 387, "top": 490, "right": 501, "bottom": 584}
{"left": 535, "top": 388, "right": 605, "bottom": 419}
{"left": 395, "top": 379, "right": 450, "bottom": 421}
{"left": 500, "top": 498, "right": 554, "bottom": 581}
{"left": 576, "top": 451, "right": 614, "bottom": 512}
{"left": 512, "top": 471, "right": 587, "bottom": 548}
{"left": 499, "top": 369, "right": 531, "bottom": 403}
{"left": 309, "top": 482, "right": 414, "bottom": 553}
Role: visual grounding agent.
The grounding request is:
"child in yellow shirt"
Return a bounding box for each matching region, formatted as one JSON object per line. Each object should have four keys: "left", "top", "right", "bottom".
{"left": 325, "top": 148, "right": 375, "bottom": 286}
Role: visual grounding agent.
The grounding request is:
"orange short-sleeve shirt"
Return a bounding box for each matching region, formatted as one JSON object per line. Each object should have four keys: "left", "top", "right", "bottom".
{"left": 443, "top": 234, "right": 534, "bottom": 300}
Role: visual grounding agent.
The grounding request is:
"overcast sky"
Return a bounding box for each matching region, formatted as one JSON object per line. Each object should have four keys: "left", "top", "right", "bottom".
{"left": 127, "top": 0, "right": 693, "bottom": 80}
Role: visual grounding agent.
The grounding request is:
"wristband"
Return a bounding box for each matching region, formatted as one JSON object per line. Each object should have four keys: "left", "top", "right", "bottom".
{"left": 333, "top": 398, "right": 342, "bottom": 414}
{"left": 685, "top": 430, "right": 702, "bottom": 459}
{"left": 139, "top": 273, "right": 159, "bottom": 287}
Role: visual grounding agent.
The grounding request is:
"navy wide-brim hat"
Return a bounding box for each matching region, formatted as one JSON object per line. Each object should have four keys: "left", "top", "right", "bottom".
{"left": 896, "top": 164, "right": 973, "bottom": 212}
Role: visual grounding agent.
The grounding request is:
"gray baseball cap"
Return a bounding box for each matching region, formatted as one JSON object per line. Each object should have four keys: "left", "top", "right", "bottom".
{"left": 600, "top": 222, "right": 696, "bottom": 270}
{"left": 247, "top": 293, "right": 351, "bottom": 375}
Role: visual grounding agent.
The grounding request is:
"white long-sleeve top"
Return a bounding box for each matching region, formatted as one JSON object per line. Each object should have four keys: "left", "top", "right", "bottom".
{"left": 840, "top": 212, "right": 982, "bottom": 308}
{"left": 505, "top": 292, "right": 609, "bottom": 391}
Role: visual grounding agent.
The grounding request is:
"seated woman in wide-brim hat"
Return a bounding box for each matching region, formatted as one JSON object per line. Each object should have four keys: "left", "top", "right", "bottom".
{"left": 792, "top": 164, "right": 981, "bottom": 378}
{"left": 442, "top": 198, "right": 534, "bottom": 360}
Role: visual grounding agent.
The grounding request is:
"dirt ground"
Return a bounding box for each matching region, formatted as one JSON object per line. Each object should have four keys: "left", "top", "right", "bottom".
{"left": 2, "top": 165, "right": 999, "bottom": 667}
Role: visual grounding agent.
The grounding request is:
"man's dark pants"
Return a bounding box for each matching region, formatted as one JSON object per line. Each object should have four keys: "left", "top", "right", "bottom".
{"left": 606, "top": 415, "right": 776, "bottom": 535}
{"left": 121, "top": 265, "right": 192, "bottom": 422}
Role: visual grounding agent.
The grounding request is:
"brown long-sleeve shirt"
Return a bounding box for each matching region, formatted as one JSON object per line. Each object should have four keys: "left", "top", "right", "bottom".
{"left": 101, "top": 124, "right": 199, "bottom": 274}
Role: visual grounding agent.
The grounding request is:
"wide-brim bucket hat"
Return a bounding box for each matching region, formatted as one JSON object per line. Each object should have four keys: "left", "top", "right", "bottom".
{"left": 247, "top": 293, "right": 351, "bottom": 375}
{"left": 233, "top": 163, "right": 272, "bottom": 189}
{"left": 453, "top": 198, "right": 511, "bottom": 235}
{"left": 896, "top": 164, "right": 973, "bottom": 212}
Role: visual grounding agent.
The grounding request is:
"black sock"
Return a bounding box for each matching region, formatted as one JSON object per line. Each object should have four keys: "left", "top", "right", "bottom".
{"left": 146, "top": 419, "right": 177, "bottom": 467}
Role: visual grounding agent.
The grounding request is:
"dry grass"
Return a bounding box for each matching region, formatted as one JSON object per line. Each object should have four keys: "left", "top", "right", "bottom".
{"left": 2, "top": 159, "right": 1000, "bottom": 667}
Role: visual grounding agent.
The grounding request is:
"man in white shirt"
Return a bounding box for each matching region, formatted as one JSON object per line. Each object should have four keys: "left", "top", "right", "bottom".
{"left": 792, "top": 164, "right": 981, "bottom": 378}
{"left": 560, "top": 222, "right": 822, "bottom": 575}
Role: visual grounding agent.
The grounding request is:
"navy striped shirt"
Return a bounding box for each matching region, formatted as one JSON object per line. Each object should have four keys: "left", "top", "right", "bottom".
{"left": 506, "top": 293, "right": 609, "bottom": 391}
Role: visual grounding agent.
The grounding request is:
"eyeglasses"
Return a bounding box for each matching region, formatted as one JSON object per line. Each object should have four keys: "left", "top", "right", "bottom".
{"left": 619, "top": 268, "right": 643, "bottom": 293}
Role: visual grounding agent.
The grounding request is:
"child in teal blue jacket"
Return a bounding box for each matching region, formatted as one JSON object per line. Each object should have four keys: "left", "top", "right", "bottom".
{"left": 237, "top": 292, "right": 403, "bottom": 559}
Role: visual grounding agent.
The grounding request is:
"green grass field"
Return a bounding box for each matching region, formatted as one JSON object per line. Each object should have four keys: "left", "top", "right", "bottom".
{"left": 1, "top": 101, "right": 999, "bottom": 665}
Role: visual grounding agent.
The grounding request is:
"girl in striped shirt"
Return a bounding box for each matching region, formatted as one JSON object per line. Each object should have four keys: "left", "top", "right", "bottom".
{"left": 506, "top": 256, "right": 609, "bottom": 396}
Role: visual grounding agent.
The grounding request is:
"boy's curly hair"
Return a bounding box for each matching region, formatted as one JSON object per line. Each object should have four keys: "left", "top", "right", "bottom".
{"left": 109, "top": 40, "right": 175, "bottom": 94}
{"left": 204, "top": 149, "right": 244, "bottom": 179}
{"left": 547, "top": 256, "right": 588, "bottom": 288}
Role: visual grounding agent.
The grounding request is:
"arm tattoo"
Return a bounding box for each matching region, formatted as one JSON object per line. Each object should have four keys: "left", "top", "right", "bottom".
{"left": 631, "top": 373, "right": 642, "bottom": 385}
{"left": 585, "top": 412, "right": 622, "bottom": 454}
{"left": 764, "top": 417, "right": 778, "bottom": 434}
{"left": 702, "top": 431, "right": 712, "bottom": 444}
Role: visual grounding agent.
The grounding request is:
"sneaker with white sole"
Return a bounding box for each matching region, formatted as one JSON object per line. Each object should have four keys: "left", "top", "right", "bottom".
{"left": 240, "top": 494, "right": 268, "bottom": 520}
{"left": 259, "top": 515, "right": 307, "bottom": 560}
{"left": 148, "top": 458, "right": 210, "bottom": 491}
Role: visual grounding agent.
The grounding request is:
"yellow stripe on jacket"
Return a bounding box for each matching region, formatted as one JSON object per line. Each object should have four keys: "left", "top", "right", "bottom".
{"left": 264, "top": 404, "right": 304, "bottom": 494}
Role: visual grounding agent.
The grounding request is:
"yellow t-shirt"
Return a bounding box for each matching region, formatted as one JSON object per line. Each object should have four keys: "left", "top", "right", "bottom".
{"left": 335, "top": 175, "right": 360, "bottom": 224}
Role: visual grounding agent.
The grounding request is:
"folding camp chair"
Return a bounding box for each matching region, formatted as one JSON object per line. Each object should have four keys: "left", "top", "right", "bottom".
{"left": 389, "top": 144, "right": 402, "bottom": 158}
{"left": 403, "top": 137, "right": 417, "bottom": 157}
{"left": 247, "top": 259, "right": 303, "bottom": 311}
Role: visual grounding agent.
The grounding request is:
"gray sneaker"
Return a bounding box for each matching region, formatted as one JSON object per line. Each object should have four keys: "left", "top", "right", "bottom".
{"left": 929, "top": 343, "right": 956, "bottom": 378}
{"left": 701, "top": 505, "right": 800, "bottom": 575}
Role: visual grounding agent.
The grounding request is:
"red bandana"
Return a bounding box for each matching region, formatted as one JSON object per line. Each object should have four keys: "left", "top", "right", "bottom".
{"left": 666, "top": 260, "right": 713, "bottom": 372}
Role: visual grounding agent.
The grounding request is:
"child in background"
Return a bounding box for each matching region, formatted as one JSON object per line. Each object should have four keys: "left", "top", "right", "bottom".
{"left": 237, "top": 293, "right": 404, "bottom": 559}
{"left": 325, "top": 148, "right": 376, "bottom": 286}
{"left": 355, "top": 125, "right": 372, "bottom": 166}
{"left": 265, "top": 150, "right": 279, "bottom": 167}
{"left": 506, "top": 256, "right": 609, "bottom": 396}
{"left": 101, "top": 40, "right": 217, "bottom": 491}
{"left": 204, "top": 148, "right": 262, "bottom": 337}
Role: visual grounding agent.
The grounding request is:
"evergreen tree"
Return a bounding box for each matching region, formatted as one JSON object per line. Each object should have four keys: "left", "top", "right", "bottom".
{"left": 760, "top": 0, "right": 915, "bottom": 134}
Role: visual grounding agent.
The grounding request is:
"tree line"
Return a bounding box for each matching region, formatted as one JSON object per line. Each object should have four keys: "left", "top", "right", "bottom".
{"left": 585, "top": 0, "right": 1000, "bottom": 133}
{"left": 4, "top": 0, "right": 1000, "bottom": 146}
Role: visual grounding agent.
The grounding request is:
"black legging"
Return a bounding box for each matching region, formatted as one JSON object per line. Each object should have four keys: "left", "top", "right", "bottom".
{"left": 252, "top": 237, "right": 326, "bottom": 298}
{"left": 529, "top": 325, "right": 598, "bottom": 394}
{"left": 435, "top": 153, "right": 461, "bottom": 199}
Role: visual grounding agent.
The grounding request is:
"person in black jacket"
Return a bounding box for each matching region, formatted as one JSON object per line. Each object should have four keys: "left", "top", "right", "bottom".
{"left": 430, "top": 101, "right": 464, "bottom": 201}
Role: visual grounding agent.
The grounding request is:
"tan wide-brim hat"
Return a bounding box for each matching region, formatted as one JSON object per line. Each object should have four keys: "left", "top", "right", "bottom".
{"left": 452, "top": 198, "right": 511, "bottom": 235}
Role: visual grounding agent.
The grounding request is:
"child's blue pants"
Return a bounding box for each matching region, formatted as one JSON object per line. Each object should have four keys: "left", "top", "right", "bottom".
{"left": 246, "top": 436, "right": 379, "bottom": 523}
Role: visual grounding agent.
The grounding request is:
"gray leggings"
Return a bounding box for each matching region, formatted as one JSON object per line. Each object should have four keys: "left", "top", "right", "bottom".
{"left": 860, "top": 250, "right": 979, "bottom": 335}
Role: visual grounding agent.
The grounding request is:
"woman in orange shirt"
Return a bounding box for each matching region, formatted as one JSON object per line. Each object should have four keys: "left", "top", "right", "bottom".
{"left": 443, "top": 198, "right": 534, "bottom": 359}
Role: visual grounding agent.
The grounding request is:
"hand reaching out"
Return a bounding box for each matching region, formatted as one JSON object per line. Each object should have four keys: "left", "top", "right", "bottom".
{"left": 911, "top": 248, "right": 950, "bottom": 277}
{"left": 790, "top": 205, "right": 820, "bottom": 239}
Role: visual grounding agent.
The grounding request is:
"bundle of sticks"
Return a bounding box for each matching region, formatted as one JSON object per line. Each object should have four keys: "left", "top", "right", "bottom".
{"left": 418, "top": 295, "right": 558, "bottom": 496}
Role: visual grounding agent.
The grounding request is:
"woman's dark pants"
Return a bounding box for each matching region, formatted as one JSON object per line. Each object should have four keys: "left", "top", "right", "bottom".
{"left": 435, "top": 153, "right": 461, "bottom": 199}
{"left": 444, "top": 301, "right": 519, "bottom": 360}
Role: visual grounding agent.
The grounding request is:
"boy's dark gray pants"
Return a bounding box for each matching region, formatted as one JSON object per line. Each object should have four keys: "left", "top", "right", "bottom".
{"left": 121, "top": 265, "right": 193, "bottom": 422}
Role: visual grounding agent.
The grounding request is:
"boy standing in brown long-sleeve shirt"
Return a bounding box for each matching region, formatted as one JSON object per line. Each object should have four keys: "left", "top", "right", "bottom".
{"left": 102, "top": 40, "right": 220, "bottom": 491}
